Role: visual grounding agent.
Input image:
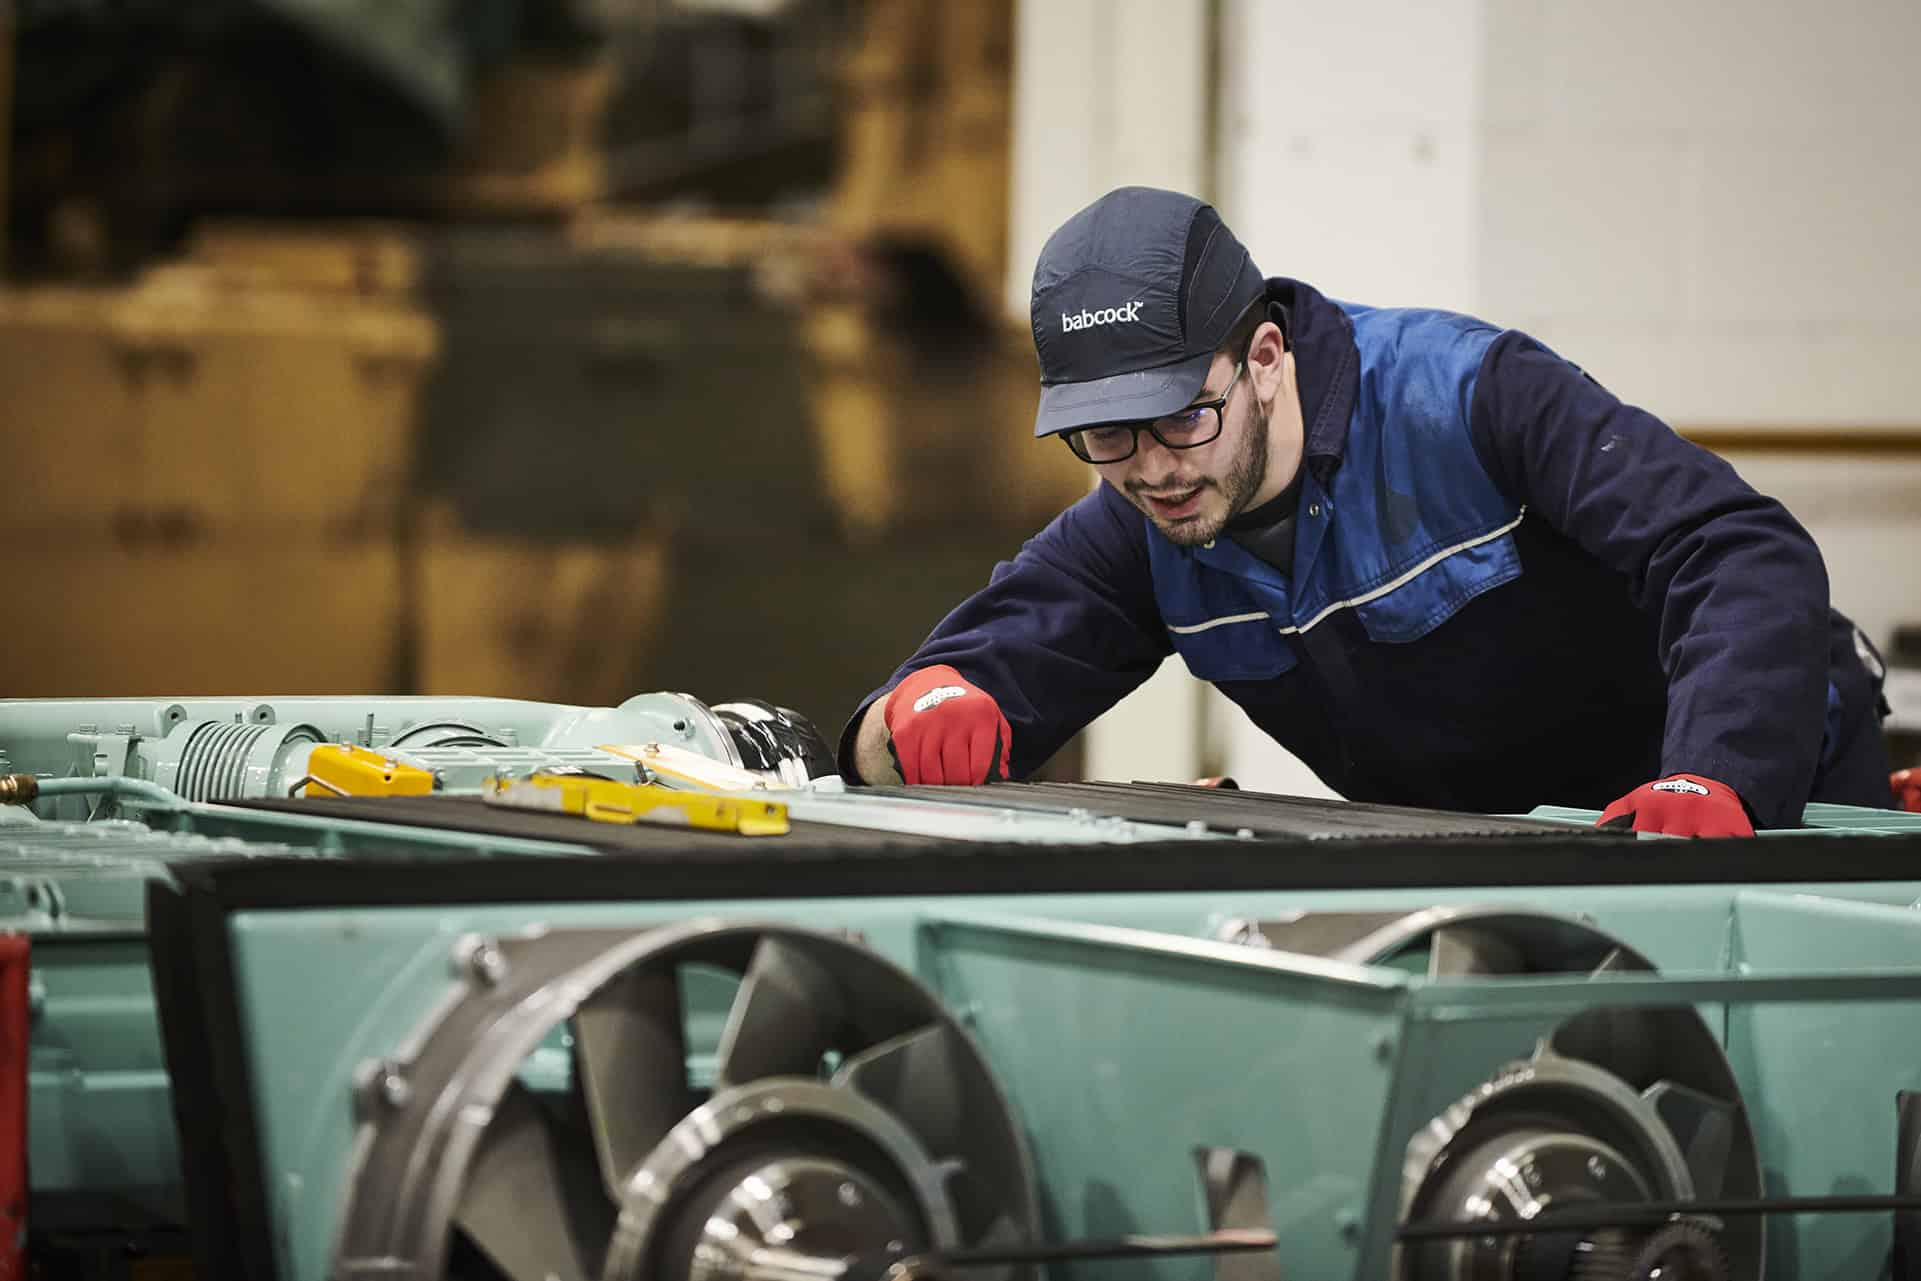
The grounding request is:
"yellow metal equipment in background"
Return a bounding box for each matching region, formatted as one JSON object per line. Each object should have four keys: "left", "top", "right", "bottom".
{"left": 483, "top": 771, "right": 789, "bottom": 837}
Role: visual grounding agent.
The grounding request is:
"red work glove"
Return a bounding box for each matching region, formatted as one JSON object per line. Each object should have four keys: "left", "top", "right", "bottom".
{"left": 883, "top": 665, "right": 1012, "bottom": 785}
{"left": 1893, "top": 769, "right": 1921, "bottom": 813}
{"left": 1598, "top": 774, "right": 1755, "bottom": 838}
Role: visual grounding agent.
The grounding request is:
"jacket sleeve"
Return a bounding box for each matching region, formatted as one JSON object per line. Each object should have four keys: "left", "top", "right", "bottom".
{"left": 837, "top": 484, "right": 1173, "bottom": 781}
{"left": 1467, "top": 330, "right": 1831, "bottom": 827}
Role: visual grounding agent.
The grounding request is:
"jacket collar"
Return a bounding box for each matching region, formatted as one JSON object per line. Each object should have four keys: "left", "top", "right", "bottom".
{"left": 1266, "top": 278, "right": 1359, "bottom": 485}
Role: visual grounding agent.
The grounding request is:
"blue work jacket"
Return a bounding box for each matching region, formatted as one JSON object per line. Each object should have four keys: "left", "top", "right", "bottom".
{"left": 842, "top": 280, "right": 1888, "bottom": 828}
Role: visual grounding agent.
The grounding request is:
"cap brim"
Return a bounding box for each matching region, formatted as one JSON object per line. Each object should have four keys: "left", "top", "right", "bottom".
{"left": 1032, "top": 350, "right": 1216, "bottom": 438}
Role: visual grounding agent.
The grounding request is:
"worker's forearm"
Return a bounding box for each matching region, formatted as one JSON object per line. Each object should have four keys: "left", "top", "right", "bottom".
{"left": 851, "top": 698, "right": 902, "bottom": 785}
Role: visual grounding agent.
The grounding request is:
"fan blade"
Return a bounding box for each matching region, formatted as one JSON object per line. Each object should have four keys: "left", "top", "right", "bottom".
{"left": 834, "top": 1024, "right": 969, "bottom": 1159}
{"left": 572, "top": 965, "right": 691, "bottom": 1199}
{"left": 1644, "top": 1079, "right": 1738, "bottom": 1198}
{"left": 714, "top": 937, "right": 844, "bottom": 1087}
{"left": 1590, "top": 947, "right": 1630, "bottom": 977}
{"left": 455, "top": 1084, "right": 611, "bottom": 1281}
{"left": 1550, "top": 1003, "right": 1668, "bottom": 1087}
{"left": 838, "top": 1026, "right": 1029, "bottom": 1252}
{"left": 1427, "top": 926, "right": 1522, "bottom": 978}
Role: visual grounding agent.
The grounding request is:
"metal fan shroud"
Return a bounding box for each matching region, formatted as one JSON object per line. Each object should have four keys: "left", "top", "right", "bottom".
{"left": 1226, "top": 905, "right": 1764, "bottom": 1281}
{"left": 331, "top": 921, "right": 1037, "bottom": 1281}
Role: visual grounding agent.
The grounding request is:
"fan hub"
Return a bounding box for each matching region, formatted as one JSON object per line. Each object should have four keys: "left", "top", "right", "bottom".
{"left": 606, "top": 1078, "right": 956, "bottom": 1281}
{"left": 672, "top": 1155, "right": 913, "bottom": 1281}
{"left": 1418, "top": 1128, "right": 1650, "bottom": 1280}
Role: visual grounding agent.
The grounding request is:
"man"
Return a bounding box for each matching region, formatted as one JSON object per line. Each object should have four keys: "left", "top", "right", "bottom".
{"left": 840, "top": 186, "right": 1893, "bottom": 836}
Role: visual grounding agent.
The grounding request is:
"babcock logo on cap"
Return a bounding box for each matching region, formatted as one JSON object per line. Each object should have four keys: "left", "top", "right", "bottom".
{"left": 1062, "top": 300, "right": 1143, "bottom": 332}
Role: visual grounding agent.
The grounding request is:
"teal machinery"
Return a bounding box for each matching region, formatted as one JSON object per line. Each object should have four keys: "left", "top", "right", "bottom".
{"left": 5, "top": 692, "right": 1921, "bottom": 1281}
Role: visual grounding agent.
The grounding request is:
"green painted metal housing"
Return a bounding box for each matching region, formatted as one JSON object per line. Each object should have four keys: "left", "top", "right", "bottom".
{"left": 208, "top": 879, "right": 1921, "bottom": 1281}
{"left": 8, "top": 693, "right": 1921, "bottom": 1281}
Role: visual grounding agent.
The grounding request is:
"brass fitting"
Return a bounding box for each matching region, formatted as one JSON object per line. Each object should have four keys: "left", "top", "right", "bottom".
{"left": 0, "top": 774, "right": 40, "bottom": 805}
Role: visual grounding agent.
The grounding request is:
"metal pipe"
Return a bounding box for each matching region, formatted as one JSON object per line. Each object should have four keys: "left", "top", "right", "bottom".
{"left": 741, "top": 1247, "right": 850, "bottom": 1280}
{"left": 1396, "top": 1191, "right": 1921, "bottom": 1241}
{"left": 0, "top": 775, "right": 183, "bottom": 809}
{"left": 848, "top": 1229, "right": 1279, "bottom": 1280}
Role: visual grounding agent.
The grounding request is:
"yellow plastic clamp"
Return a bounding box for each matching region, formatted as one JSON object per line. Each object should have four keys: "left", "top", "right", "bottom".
{"left": 482, "top": 773, "right": 789, "bottom": 837}
{"left": 302, "top": 744, "right": 435, "bottom": 798}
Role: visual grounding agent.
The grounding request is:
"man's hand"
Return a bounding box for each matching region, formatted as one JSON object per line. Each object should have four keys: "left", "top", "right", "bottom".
{"left": 1894, "top": 769, "right": 1921, "bottom": 813}
{"left": 880, "top": 665, "right": 1012, "bottom": 786}
{"left": 1598, "top": 774, "right": 1755, "bottom": 838}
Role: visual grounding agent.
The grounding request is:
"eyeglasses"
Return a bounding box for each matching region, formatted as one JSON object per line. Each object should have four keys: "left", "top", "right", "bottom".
{"left": 1061, "top": 362, "right": 1245, "bottom": 464}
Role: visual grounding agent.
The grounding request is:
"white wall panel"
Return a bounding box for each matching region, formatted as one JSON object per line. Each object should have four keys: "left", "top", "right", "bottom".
{"left": 1010, "top": 0, "right": 1215, "bottom": 783}
{"left": 1006, "top": 0, "right": 1212, "bottom": 315}
{"left": 1217, "top": 0, "right": 1485, "bottom": 308}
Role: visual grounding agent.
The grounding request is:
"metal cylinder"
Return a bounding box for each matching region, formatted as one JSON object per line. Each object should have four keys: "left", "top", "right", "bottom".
{"left": 152, "top": 718, "right": 325, "bottom": 801}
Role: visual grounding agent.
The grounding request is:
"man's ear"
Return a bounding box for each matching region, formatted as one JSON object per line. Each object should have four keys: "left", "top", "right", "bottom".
{"left": 1266, "top": 300, "right": 1292, "bottom": 351}
{"left": 1245, "top": 318, "right": 1289, "bottom": 398}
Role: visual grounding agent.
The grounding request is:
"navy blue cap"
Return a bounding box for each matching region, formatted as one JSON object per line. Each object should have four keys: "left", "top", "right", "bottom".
{"left": 1030, "top": 187, "right": 1266, "bottom": 438}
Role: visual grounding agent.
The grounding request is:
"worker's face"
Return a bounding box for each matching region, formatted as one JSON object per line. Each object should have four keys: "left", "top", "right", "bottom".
{"left": 1097, "top": 349, "right": 1270, "bottom": 546}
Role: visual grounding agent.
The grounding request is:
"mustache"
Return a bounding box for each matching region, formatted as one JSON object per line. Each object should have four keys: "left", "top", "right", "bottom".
{"left": 1126, "top": 476, "right": 1214, "bottom": 499}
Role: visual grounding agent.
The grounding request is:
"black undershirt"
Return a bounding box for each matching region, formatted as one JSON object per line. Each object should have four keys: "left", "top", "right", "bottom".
{"left": 1224, "top": 471, "right": 1304, "bottom": 572}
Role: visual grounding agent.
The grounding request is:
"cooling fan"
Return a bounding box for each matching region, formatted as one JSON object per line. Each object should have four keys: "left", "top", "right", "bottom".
{"left": 333, "top": 922, "right": 1037, "bottom": 1281}
{"left": 1231, "top": 906, "right": 1757, "bottom": 1281}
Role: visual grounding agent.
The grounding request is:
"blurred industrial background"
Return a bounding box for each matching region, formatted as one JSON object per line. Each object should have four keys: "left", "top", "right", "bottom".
{"left": 1, "top": 0, "right": 1917, "bottom": 789}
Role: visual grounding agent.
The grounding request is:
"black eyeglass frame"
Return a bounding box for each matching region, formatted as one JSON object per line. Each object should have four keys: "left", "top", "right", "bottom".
{"left": 1059, "top": 360, "right": 1246, "bottom": 464}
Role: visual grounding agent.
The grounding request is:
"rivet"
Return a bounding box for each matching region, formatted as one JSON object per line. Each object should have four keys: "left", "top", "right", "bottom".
{"left": 1309, "top": 503, "right": 1322, "bottom": 517}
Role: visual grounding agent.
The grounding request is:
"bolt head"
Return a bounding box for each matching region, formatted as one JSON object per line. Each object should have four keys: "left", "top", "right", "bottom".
{"left": 379, "top": 1068, "right": 411, "bottom": 1109}
{"left": 452, "top": 934, "right": 510, "bottom": 985}
{"left": 470, "top": 944, "right": 508, "bottom": 986}
{"left": 837, "top": 1181, "right": 864, "bottom": 1208}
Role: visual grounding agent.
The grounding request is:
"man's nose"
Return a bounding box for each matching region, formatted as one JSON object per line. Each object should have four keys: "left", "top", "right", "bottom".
{"left": 1132, "top": 430, "right": 1181, "bottom": 479}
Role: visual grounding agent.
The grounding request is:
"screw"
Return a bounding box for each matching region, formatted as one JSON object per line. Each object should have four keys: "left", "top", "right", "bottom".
{"left": 1334, "top": 1208, "right": 1360, "bottom": 1244}
{"left": 838, "top": 1182, "right": 864, "bottom": 1208}
{"left": 451, "top": 934, "right": 509, "bottom": 985}
{"left": 1587, "top": 1155, "right": 1607, "bottom": 1180}
{"left": 377, "top": 1063, "right": 412, "bottom": 1109}
{"left": 1216, "top": 918, "right": 1265, "bottom": 947}
{"left": 468, "top": 941, "right": 508, "bottom": 986}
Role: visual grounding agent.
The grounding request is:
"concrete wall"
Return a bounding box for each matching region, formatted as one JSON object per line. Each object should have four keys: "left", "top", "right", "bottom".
{"left": 1009, "top": 0, "right": 1218, "bottom": 783}
{"left": 1015, "top": 0, "right": 1921, "bottom": 792}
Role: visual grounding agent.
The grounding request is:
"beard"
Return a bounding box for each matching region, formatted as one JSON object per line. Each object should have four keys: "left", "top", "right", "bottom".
{"left": 1127, "top": 396, "right": 1270, "bottom": 547}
